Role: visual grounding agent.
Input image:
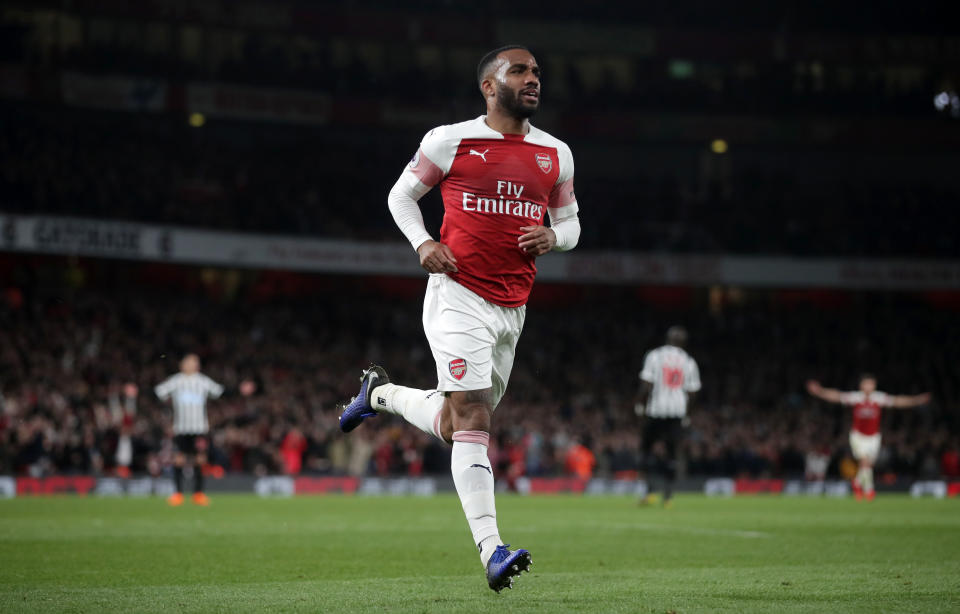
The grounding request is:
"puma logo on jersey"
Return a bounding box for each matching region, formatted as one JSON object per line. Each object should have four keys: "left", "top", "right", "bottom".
{"left": 469, "top": 149, "right": 489, "bottom": 162}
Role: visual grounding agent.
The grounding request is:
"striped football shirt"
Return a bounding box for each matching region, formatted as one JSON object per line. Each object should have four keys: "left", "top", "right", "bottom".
{"left": 154, "top": 373, "right": 224, "bottom": 434}
{"left": 639, "top": 345, "right": 701, "bottom": 418}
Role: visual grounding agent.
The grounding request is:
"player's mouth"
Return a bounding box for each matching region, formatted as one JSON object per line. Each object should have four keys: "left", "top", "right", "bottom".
{"left": 520, "top": 88, "right": 539, "bottom": 104}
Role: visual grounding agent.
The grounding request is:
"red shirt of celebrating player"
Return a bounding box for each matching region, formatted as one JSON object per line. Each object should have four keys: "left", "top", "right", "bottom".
{"left": 402, "top": 119, "right": 575, "bottom": 306}
{"left": 841, "top": 391, "right": 890, "bottom": 436}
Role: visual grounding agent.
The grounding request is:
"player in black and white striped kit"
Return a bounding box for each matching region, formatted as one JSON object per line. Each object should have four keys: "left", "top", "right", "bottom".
{"left": 636, "top": 326, "right": 701, "bottom": 507}
{"left": 155, "top": 353, "right": 223, "bottom": 506}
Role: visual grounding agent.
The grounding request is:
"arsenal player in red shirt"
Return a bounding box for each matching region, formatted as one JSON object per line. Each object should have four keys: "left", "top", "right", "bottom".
{"left": 807, "top": 374, "right": 931, "bottom": 501}
{"left": 338, "top": 45, "right": 580, "bottom": 592}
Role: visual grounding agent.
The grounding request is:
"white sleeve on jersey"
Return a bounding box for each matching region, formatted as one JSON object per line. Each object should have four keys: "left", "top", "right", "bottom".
{"left": 401, "top": 126, "right": 456, "bottom": 191}
{"left": 552, "top": 142, "right": 576, "bottom": 194}
{"left": 548, "top": 206, "right": 580, "bottom": 252}
{"left": 205, "top": 376, "right": 224, "bottom": 399}
{"left": 418, "top": 126, "right": 458, "bottom": 176}
{"left": 839, "top": 391, "right": 862, "bottom": 405}
{"left": 684, "top": 357, "right": 702, "bottom": 392}
{"left": 387, "top": 126, "right": 456, "bottom": 251}
{"left": 388, "top": 179, "right": 433, "bottom": 250}
{"left": 547, "top": 142, "right": 579, "bottom": 251}
{"left": 154, "top": 375, "right": 176, "bottom": 401}
{"left": 872, "top": 391, "right": 893, "bottom": 407}
{"left": 640, "top": 350, "right": 657, "bottom": 383}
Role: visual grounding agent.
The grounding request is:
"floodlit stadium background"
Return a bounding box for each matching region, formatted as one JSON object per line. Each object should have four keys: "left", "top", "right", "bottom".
{"left": 1, "top": 1, "right": 958, "bottom": 499}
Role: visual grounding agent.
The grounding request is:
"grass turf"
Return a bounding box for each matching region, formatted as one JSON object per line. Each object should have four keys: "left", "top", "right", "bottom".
{"left": 1, "top": 494, "right": 958, "bottom": 613}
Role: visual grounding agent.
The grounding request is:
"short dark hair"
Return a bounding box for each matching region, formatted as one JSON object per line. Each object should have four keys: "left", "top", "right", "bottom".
{"left": 859, "top": 373, "right": 877, "bottom": 384}
{"left": 666, "top": 326, "right": 688, "bottom": 347}
{"left": 476, "top": 44, "right": 530, "bottom": 87}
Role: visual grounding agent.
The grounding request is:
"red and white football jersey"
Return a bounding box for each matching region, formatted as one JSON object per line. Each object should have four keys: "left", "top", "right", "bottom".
{"left": 840, "top": 391, "right": 892, "bottom": 436}
{"left": 399, "top": 116, "right": 578, "bottom": 307}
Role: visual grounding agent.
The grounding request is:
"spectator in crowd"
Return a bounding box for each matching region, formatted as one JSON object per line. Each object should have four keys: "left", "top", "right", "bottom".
{"left": 0, "top": 279, "right": 955, "bottom": 484}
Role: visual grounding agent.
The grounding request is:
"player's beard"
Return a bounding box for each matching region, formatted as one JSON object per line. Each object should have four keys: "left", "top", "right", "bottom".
{"left": 496, "top": 82, "right": 538, "bottom": 119}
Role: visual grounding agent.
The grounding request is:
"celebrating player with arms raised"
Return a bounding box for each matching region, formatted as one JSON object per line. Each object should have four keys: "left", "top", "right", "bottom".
{"left": 338, "top": 45, "right": 580, "bottom": 592}
{"left": 807, "top": 374, "right": 930, "bottom": 501}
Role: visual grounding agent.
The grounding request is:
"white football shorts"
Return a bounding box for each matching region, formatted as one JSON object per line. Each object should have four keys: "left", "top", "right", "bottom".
{"left": 849, "top": 430, "right": 881, "bottom": 462}
{"left": 422, "top": 273, "right": 525, "bottom": 409}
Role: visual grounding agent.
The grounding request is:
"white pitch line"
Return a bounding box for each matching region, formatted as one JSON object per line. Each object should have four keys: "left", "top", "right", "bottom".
{"left": 517, "top": 522, "right": 770, "bottom": 539}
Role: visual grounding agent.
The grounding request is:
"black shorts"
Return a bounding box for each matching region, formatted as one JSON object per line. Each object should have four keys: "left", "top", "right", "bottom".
{"left": 173, "top": 434, "right": 208, "bottom": 455}
{"left": 641, "top": 417, "right": 684, "bottom": 458}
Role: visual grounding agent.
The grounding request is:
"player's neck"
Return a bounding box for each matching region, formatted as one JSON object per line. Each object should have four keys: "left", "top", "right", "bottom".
{"left": 484, "top": 110, "right": 529, "bottom": 136}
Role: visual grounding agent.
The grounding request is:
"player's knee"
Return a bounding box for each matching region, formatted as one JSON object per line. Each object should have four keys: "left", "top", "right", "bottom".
{"left": 174, "top": 453, "right": 186, "bottom": 467}
{"left": 446, "top": 389, "right": 493, "bottom": 432}
{"left": 438, "top": 407, "right": 455, "bottom": 444}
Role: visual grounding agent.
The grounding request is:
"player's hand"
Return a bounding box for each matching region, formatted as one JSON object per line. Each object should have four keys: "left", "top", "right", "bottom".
{"left": 917, "top": 392, "right": 932, "bottom": 405}
{"left": 806, "top": 380, "right": 822, "bottom": 395}
{"left": 417, "top": 240, "right": 458, "bottom": 273}
{"left": 518, "top": 226, "right": 556, "bottom": 256}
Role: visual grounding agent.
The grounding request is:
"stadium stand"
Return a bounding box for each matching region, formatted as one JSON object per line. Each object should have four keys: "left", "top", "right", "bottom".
{"left": 1, "top": 263, "right": 956, "bottom": 481}
{"left": 2, "top": 108, "right": 957, "bottom": 257}
{"left": 1, "top": 0, "right": 957, "bottom": 486}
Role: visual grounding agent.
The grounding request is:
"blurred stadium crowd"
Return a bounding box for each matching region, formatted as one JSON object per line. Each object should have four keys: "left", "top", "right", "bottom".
{"left": 2, "top": 1, "right": 959, "bottom": 258}
{"left": 1, "top": 1, "right": 958, "bottom": 485}
{"left": 2, "top": 275, "right": 957, "bottom": 482}
{"left": 2, "top": 2, "right": 950, "bottom": 117}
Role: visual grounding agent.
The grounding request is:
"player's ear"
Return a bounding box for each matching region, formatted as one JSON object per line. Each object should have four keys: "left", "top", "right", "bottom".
{"left": 480, "top": 77, "right": 495, "bottom": 99}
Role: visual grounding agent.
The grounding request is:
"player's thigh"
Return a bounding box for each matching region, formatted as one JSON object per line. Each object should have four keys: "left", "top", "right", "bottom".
{"left": 641, "top": 418, "right": 661, "bottom": 454}
{"left": 848, "top": 431, "right": 862, "bottom": 459}
{"left": 174, "top": 434, "right": 198, "bottom": 455}
{"left": 423, "top": 274, "right": 496, "bottom": 393}
{"left": 489, "top": 304, "right": 525, "bottom": 410}
{"left": 849, "top": 431, "right": 880, "bottom": 462}
{"left": 665, "top": 418, "right": 684, "bottom": 457}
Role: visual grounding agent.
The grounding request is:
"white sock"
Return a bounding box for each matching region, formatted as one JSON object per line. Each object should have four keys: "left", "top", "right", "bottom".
{"left": 451, "top": 431, "right": 502, "bottom": 568}
{"left": 861, "top": 467, "right": 874, "bottom": 492}
{"left": 371, "top": 383, "right": 445, "bottom": 441}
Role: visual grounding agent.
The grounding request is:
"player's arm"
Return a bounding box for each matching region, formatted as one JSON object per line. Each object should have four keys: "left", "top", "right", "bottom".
{"left": 218, "top": 378, "right": 257, "bottom": 398}
{"left": 889, "top": 392, "right": 931, "bottom": 408}
{"left": 635, "top": 380, "right": 653, "bottom": 416}
{"left": 206, "top": 377, "right": 225, "bottom": 400}
{"left": 685, "top": 359, "right": 702, "bottom": 410}
{"left": 637, "top": 381, "right": 653, "bottom": 407}
{"left": 519, "top": 206, "right": 580, "bottom": 256}
{"left": 388, "top": 128, "right": 457, "bottom": 273}
{"left": 520, "top": 144, "right": 580, "bottom": 256}
{"left": 154, "top": 377, "right": 174, "bottom": 401}
{"left": 805, "top": 380, "right": 846, "bottom": 404}
{"left": 635, "top": 352, "right": 655, "bottom": 414}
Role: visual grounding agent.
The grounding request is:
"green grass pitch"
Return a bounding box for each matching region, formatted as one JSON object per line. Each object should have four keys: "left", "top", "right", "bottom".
{"left": 1, "top": 494, "right": 958, "bottom": 613}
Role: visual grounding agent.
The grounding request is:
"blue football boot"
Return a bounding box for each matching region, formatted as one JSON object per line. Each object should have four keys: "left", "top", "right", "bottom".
{"left": 485, "top": 544, "right": 532, "bottom": 593}
{"left": 338, "top": 365, "right": 389, "bottom": 432}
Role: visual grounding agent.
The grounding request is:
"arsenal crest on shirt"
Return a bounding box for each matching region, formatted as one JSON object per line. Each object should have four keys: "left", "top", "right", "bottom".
{"left": 449, "top": 358, "right": 467, "bottom": 380}
{"left": 535, "top": 153, "right": 552, "bottom": 173}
